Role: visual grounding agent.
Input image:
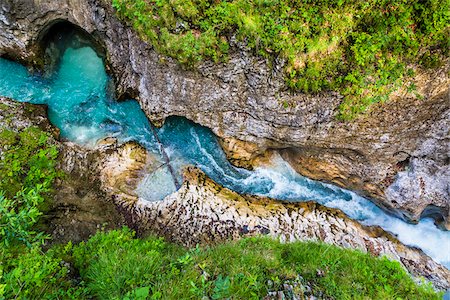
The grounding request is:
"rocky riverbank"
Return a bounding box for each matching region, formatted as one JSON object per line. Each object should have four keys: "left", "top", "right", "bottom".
{"left": 1, "top": 0, "right": 448, "bottom": 228}
{"left": 92, "top": 139, "right": 450, "bottom": 290}
{"left": 0, "top": 98, "right": 125, "bottom": 244}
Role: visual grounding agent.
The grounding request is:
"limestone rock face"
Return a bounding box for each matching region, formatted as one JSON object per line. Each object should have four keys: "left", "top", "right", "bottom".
{"left": 0, "top": 0, "right": 449, "bottom": 228}
{"left": 98, "top": 139, "right": 148, "bottom": 204}
{"left": 218, "top": 137, "right": 264, "bottom": 169}
{"left": 0, "top": 98, "right": 55, "bottom": 136}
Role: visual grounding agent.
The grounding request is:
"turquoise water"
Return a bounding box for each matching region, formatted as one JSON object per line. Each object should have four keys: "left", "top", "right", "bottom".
{"left": 0, "top": 46, "right": 449, "bottom": 269}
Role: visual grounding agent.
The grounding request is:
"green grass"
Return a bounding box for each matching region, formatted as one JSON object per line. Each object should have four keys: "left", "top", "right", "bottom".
{"left": 0, "top": 127, "right": 60, "bottom": 247}
{"left": 0, "top": 227, "right": 442, "bottom": 299}
{"left": 67, "top": 228, "right": 440, "bottom": 299}
{"left": 111, "top": 0, "right": 449, "bottom": 120}
{"left": 0, "top": 245, "right": 82, "bottom": 299}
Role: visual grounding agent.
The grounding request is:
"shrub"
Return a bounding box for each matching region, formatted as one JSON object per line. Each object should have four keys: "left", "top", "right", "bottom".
{"left": 111, "top": 0, "right": 449, "bottom": 119}
{"left": 0, "top": 127, "right": 59, "bottom": 247}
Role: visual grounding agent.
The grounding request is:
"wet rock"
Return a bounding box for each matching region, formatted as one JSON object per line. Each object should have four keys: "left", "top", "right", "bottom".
{"left": 98, "top": 140, "right": 149, "bottom": 205}
{"left": 126, "top": 167, "right": 450, "bottom": 290}
{"left": 218, "top": 137, "right": 263, "bottom": 169}
{"left": 1, "top": 0, "right": 448, "bottom": 227}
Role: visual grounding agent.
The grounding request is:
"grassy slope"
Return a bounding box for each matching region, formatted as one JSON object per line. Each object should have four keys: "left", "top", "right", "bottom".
{"left": 0, "top": 227, "right": 442, "bottom": 299}
{"left": 111, "top": 0, "right": 449, "bottom": 119}
{"left": 69, "top": 228, "right": 440, "bottom": 299}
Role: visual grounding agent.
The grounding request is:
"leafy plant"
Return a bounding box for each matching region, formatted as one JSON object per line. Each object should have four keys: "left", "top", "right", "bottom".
{"left": 69, "top": 228, "right": 441, "bottom": 299}
{"left": 0, "top": 127, "right": 59, "bottom": 199}
{"left": 0, "top": 243, "right": 89, "bottom": 299}
{"left": 111, "top": 0, "right": 449, "bottom": 119}
{"left": 0, "top": 189, "right": 49, "bottom": 247}
{"left": 212, "top": 275, "right": 231, "bottom": 299}
{"left": 0, "top": 127, "right": 60, "bottom": 247}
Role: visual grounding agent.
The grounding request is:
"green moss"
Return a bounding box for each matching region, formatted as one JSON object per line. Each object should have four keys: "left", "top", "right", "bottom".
{"left": 0, "top": 129, "right": 17, "bottom": 147}
{"left": 0, "top": 125, "right": 60, "bottom": 249}
{"left": 0, "top": 126, "right": 59, "bottom": 198}
{"left": 68, "top": 228, "right": 440, "bottom": 299}
{"left": 112, "top": 0, "right": 449, "bottom": 119}
{"left": 0, "top": 103, "right": 9, "bottom": 111}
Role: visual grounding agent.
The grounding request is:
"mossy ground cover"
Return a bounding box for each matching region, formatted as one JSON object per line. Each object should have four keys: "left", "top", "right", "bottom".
{"left": 0, "top": 127, "right": 59, "bottom": 246}
{"left": 111, "top": 0, "right": 449, "bottom": 119}
{"left": 67, "top": 229, "right": 440, "bottom": 299}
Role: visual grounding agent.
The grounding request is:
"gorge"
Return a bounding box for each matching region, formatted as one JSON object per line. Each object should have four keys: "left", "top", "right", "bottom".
{"left": 0, "top": 37, "right": 449, "bottom": 271}
{"left": 0, "top": 0, "right": 449, "bottom": 298}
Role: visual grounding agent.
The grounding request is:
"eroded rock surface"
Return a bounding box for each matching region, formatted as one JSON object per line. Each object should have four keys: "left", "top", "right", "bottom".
{"left": 1, "top": 0, "right": 448, "bottom": 226}
{"left": 218, "top": 136, "right": 264, "bottom": 169}
{"left": 104, "top": 160, "right": 450, "bottom": 290}
{"left": 91, "top": 139, "right": 450, "bottom": 290}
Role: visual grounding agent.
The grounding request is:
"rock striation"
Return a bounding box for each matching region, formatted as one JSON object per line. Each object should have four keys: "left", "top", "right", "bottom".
{"left": 97, "top": 145, "right": 450, "bottom": 290}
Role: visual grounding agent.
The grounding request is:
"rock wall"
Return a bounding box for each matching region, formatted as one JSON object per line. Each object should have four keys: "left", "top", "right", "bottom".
{"left": 0, "top": 0, "right": 448, "bottom": 225}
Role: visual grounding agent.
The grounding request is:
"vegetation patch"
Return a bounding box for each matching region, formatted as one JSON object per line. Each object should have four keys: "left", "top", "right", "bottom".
{"left": 111, "top": 0, "right": 449, "bottom": 119}
{"left": 0, "top": 126, "right": 77, "bottom": 299}
{"left": 0, "top": 127, "right": 60, "bottom": 246}
{"left": 64, "top": 229, "right": 441, "bottom": 299}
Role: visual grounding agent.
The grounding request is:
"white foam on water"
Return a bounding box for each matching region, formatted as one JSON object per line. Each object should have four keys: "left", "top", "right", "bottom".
{"left": 64, "top": 125, "right": 105, "bottom": 147}
{"left": 249, "top": 167, "right": 316, "bottom": 200}
{"left": 248, "top": 153, "right": 450, "bottom": 268}
{"left": 190, "top": 127, "right": 244, "bottom": 184}
{"left": 325, "top": 197, "right": 378, "bottom": 221}
{"left": 365, "top": 216, "right": 450, "bottom": 267}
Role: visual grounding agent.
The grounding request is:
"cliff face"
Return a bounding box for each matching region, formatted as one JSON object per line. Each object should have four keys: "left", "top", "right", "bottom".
{"left": 0, "top": 0, "right": 449, "bottom": 226}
